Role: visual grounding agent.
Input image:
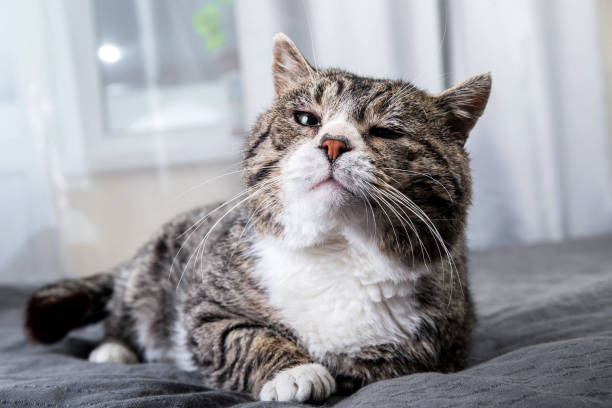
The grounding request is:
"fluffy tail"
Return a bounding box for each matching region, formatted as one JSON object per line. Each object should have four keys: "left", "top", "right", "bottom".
{"left": 24, "top": 273, "right": 114, "bottom": 344}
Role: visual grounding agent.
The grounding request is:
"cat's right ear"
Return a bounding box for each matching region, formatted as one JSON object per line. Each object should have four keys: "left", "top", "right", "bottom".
{"left": 434, "top": 73, "right": 492, "bottom": 143}
{"left": 271, "top": 33, "right": 315, "bottom": 97}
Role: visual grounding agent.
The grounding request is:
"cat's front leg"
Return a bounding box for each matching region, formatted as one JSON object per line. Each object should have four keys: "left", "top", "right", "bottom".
{"left": 324, "top": 340, "right": 441, "bottom": 395}
{"left": 190, "top": 316, "right": 335, "bottom": 402}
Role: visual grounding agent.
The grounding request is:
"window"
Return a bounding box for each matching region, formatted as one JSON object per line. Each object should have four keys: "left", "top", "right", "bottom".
{"left": 62, "top": 0, "right": 244, "bottom": 172}
{"left": 94, "top": 0, "right": 242, "bottom": 135}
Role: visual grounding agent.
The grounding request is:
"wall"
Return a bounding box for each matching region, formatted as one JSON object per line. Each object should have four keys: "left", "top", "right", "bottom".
{"left": 60, "top": 161, "right": 242, "bottom": 277}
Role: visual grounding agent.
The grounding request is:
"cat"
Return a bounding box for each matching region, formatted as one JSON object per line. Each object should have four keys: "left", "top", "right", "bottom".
{"left": 24, "top": 33, "right": 491, "bottom": 402}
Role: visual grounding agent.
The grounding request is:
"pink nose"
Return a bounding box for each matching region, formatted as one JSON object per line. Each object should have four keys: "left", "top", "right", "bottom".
{"left": 321, "top": 138, "right": 348, "bottom": 161}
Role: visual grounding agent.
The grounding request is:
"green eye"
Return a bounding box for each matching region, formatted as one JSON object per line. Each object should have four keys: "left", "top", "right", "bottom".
{"left": 294, "top": 111, "right": 321, "bottom": 127}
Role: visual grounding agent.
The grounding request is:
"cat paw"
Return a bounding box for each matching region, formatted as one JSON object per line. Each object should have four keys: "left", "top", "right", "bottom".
{"left": 88, "top": 342, "right": 138, "bottom": 364}
{"left": 260, "top": 363, "right": 335, "bottom": 402}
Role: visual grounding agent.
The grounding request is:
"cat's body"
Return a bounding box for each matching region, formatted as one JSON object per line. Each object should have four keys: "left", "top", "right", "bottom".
{"left": 24, "top": 34, "right": 490, "bottom": 402}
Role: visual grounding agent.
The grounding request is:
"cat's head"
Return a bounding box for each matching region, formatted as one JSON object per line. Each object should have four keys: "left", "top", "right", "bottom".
{"left": 243, "top": 33, "right": 490, "bottom": 262}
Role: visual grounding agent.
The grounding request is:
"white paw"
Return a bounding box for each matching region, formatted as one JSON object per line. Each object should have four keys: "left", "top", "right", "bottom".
{"left": 260, "top": 363, "right": 335, "bottom": 402}
{"left": 88, "top": 342, "right": 138, "bottom": 364}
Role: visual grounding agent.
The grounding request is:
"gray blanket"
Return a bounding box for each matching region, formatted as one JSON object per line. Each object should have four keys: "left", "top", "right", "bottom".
{"left": 1, "top": 237, "right": 611, "bottom": 407}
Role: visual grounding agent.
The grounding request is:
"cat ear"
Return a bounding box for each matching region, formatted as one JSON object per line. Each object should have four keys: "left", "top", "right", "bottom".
{"left": 271, "top": 33, "right": 315, "bottom": 97}
{"left": 435, "top": 73, "right": 492, "bottom": 143}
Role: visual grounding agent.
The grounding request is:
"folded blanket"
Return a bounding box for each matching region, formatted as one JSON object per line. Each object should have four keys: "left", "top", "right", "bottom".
{"left": 1, "top": 236, "right": 611, "bottom": 407}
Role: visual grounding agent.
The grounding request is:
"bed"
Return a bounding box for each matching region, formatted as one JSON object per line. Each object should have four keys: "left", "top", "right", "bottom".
{"left": 1, "top": 236, "right": 611, "bottom": 407}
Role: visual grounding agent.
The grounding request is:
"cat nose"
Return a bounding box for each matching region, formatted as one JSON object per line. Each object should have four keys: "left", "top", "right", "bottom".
{"left": 320, "top": 135, "right": 350, "bottom": 161}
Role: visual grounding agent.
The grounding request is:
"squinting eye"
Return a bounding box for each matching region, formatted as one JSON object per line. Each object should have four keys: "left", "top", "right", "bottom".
{"left": 369, "top": 126, "right": 404, "bottom": 140}
{"left": 294, "top": 111, "right": 321, "bottom": 127}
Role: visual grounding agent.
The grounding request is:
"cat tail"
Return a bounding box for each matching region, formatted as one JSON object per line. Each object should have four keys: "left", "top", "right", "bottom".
{"left": 24, "top": 273, "right": 114, "bottom": 344}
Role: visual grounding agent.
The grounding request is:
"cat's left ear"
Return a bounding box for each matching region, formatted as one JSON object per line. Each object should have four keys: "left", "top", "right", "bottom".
{"left": 435, "top": 73, "right": 492, "bottom": 143}
{"left": 271, "top": 33, "right": 315, "bottom": 97}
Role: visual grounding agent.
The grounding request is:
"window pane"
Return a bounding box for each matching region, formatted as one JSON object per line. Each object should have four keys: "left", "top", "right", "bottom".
{"left": 94, "top": 0, "right": 242, "bottom": 134}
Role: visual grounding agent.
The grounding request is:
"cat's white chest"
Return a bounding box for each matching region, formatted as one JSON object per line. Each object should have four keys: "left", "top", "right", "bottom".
{"left": 253, "top": 236, "right": 423, "bottom": 357}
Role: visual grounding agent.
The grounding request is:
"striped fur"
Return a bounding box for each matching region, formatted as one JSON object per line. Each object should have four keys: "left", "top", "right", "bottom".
{"left": 24, "top": 33, "right": 490, "bottom": 402}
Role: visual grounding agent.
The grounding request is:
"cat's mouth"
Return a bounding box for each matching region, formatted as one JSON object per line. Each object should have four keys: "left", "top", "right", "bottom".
{"left": 310, "top": 177, "right": 343, "bottom": 192}
{"left": 308, "top": 175, "right": 357, "bottom": 210}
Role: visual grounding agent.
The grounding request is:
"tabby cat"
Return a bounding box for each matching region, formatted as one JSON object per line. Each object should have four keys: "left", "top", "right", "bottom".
{"left": 25, "top": 33, "right": 491, "bottom": 402}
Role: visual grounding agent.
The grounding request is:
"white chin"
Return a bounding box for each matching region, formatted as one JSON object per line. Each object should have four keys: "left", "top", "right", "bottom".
{"left": 310, "top": 179, "right": 351, "bottom": 209}
{"left": 279, "top": 182, "right": 354, "bottom": 248}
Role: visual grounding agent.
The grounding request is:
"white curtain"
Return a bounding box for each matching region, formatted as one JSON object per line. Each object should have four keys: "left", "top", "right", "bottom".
{"left": 234, "top": 0, "right": 612, "bottom": 249}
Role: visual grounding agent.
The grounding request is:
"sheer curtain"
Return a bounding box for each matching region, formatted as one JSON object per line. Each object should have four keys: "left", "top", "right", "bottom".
{"left": 234, "top": 0, "right": 612, "bottom": 249}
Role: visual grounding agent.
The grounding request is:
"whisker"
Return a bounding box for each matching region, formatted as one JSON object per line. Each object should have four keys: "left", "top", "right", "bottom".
{"left": 187, "top": 177, "right": 282, "bottom": 287}
{"left": 369, "top": 182, "right": 430, "bottom": 270}
{"left": 168, "top": 181, "right": 270, "bottom": 281}
{"left": 191, "top": 178, "right": 282, "bottom": 286}
{"left": 179, "top": 175, "right": 281, "bottom": 239}
{"left": 353, "top": 179, "right": 378, "bottom": 242}
{"left": 170, "top": 176, "right": 281, "bottom": 284}
{"left": 369, "top": 178, "right": 453, "bottom": 286}
{"left": 174, "top": 165, "right": 282, "bottom": 201}
{"left": 366, "top": 190, "right": 401, "bottom": 253}
{"left": 381, "top": 167, "right": 453, "bottom": 202}
{"left": 379, "top": 181, "right": 464, "bottom": 302}
{"left": 369, "top": 186, "right": 414, "bottom": 255}
{"left": 228, "top": 194, "right": 278, "bottom": 262}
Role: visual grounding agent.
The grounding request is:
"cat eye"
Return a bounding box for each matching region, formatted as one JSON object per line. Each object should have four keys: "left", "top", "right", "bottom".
{"left": 368, "top": 126, "right": 405, "bottom": 140}
{"left": 294, "top": 111, "right": 321, "bottom": 127}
